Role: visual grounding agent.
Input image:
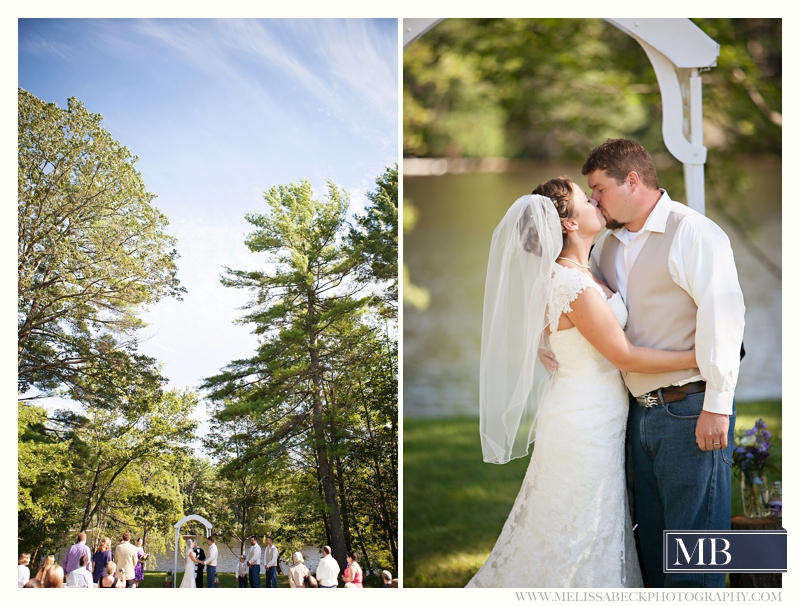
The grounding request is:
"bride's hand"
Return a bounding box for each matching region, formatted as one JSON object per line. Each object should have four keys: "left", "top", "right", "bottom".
{"left": 538, "top": 348, "right": 558, "bottom": 372}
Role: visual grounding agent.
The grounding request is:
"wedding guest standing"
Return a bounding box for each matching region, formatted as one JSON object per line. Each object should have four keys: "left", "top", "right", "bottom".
{"left": 133, "top": 538, "right": 145, "bottom": 588}
{"left": 237, "top": 555, "right": 248, "bottom": 588}
{"left": 62, "top": 531, "right": 92, "bottom": 577}
{"left": 114, "top": 531, "right": 139, "bottom": 588}
{"left": 381, "top": 570, "right": 393, "bottom": 587}
{"left": 66, "top": 554, "right": 94, "bottom": 588}
{"left": 18, "top": 553, "right": 31, "bottom": 587}
{"left": 246, "top": 536, "right": 262, "bottom": 588}
{"left": 288, "top": 552, "right": 310, "bottom": 588}
{"left": 264, "top": 536, "right": 278, "bottom": 588}
{"left": 92, "top": 537, "right": 113, "bottom": 585}
{"left": 315, "top": 545, "right": 340, "bottom": 588}
{"left": 342, "top": 550, "right": 363, "bottom": 588}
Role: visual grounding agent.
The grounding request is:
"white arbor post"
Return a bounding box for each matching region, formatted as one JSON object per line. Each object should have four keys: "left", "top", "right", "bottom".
{"left": 403, "top": 18, "right": 720, "bottom": 215}
{"left": 606, "top": 19, "right": 718, "bottom": 214}
{"left": 172, "top": 514, "right": 213, "bottom": 588}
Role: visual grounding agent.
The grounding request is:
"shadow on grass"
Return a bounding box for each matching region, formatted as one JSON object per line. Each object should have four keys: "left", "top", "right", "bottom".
{"left": 403, "top": 401, "right": 781, "bottom": 588}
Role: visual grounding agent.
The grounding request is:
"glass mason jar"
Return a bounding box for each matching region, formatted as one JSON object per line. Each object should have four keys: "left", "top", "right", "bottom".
{"left": 769, "top": 480, "right": 782, "bottom": 519}
{"left": 740, "top": 469, "right": 771, "bottom": 518}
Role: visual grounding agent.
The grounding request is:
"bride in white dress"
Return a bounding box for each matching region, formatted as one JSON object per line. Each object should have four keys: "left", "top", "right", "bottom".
{"left": 179, "top": 539, "right": 200, "bottom": 588}
{"left": 467, "top": 178, "right": 697, "bottom": 588}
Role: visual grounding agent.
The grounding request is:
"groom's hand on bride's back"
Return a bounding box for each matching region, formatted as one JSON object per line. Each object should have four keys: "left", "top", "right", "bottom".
{"left": 538, "top": 348, "right": 558, "bottom": 372}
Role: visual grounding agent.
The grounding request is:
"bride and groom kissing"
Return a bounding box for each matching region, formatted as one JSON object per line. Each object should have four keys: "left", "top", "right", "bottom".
{"left": 469, "top": 139, "right": 745, "bottom": 589}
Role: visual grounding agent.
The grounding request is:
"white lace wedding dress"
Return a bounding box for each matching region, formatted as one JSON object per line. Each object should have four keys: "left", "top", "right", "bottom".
{"left": 179, "top": 544, "right": 196, "bottom": 588}
{"left": 467, "top": 266, "right": 643, "bottom": 588}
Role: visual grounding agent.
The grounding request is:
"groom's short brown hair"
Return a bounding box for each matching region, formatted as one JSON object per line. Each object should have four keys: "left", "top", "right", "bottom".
{"left": 582, "top": 138, "right": 659, "bottom": 190}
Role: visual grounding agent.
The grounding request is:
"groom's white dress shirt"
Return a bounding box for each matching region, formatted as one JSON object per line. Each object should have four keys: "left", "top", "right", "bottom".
{"left": 591, "top": 190, "right": 745, "bottom": 415}
{"left": 205, "top": 543, "right": 218, "bottom": 567}
{"left": 247, "top": 543, "right": 262, "bottom": 566}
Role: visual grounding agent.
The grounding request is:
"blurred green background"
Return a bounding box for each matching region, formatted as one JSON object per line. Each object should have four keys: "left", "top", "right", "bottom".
{"left": 402, "top": 18, "right": 782, "bottom": 588}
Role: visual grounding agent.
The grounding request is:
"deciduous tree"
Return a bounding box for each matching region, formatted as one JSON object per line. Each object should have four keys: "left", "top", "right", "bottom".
{"left": 18, "top": 89, "right": 184, "bottom": 401}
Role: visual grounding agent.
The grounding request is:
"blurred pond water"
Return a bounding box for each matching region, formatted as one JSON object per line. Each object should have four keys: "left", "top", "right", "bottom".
{"left": 403, "top": 160, "right": 781, "bottom": 418}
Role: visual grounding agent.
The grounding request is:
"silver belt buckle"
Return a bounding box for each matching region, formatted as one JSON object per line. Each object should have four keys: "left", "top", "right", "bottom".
{"left": 636, "top": 391, "right": 660, "bottom": 407}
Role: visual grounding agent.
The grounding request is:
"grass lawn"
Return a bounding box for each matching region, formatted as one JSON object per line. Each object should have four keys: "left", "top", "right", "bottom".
{"left": 138, "top": 572, "right": 286, "bottom": 588}
{"left": 137, "top": 571, "right": 387, "bottom": 588}
{"left": 403, "top": 401, "right": 781, "bottom": 588}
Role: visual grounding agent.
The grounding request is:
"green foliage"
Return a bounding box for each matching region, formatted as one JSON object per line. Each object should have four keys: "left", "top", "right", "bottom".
{"left": 693, "top": 19, "right": 781, "bottom": 157}
{"left": 18, "top": 88, "right": 185, "bottom": 401}
{"left": 18, "top": 403, "right": 74, "bottom": 559}
{"left": 404, "top": 18, "right": 781, "bottom": 163}
{"left": 404, "top": 19, "right": 651, "bottom": 160}
{"left": 350, "top": 165, "right": 398, "bottom": 312}
{"left": 401, "top": 199, "right": 430, "bottom": 310}
{"left": 18, "top": 388, "right": 198, "bottom": 557}
{"left": 332, "top": 331, "right": 398, "bottom": 572}
{"left": 203, "top": 173, "right": 397, "bottom": 574}
{"left": 203, "top": 178, "right": 368, "bottom": 569}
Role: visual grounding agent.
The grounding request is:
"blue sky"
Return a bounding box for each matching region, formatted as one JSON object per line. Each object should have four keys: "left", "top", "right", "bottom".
{"left": 17, "top": 18, "right": 398, "bottom": 438}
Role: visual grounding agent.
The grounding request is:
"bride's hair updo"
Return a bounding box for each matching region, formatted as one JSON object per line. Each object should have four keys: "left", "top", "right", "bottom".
{"left": 519, "top": 176, "right": 576, "bottom": 254}
{"left": 533, "top": 176, "right": 576, "bottom": 237}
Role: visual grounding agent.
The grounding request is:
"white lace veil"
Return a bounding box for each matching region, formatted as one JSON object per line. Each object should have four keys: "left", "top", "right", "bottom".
{"left": 479, "top": 194, "right": 562, "bottom": 464}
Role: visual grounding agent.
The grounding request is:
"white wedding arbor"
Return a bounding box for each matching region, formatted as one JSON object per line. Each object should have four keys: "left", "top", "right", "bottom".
{"left": 172, "top": 514, "right": 213, "bottom": 588}
{"left": 403, "top": 18, "right": 719, "bottom": 215}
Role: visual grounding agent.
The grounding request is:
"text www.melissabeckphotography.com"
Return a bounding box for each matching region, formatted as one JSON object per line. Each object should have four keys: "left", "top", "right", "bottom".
{"left": 515, "top": 591, "right": 782, "bottom": 602}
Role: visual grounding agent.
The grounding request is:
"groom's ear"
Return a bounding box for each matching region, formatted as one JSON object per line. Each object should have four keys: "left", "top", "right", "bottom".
{"left": 626, "top": 171, "right": 640, "bottom": 192}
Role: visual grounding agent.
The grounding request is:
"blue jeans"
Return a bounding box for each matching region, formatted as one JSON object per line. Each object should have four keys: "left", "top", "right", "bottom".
{"left": 249, "top": 565, "right": 260, "bottom": 587}
{"left": 628, "top": 392, "right": 735, "bottom": 588}
{"left": 265, "top": 566, "right": 278, "bottom": 588}
{"left": 206, "top": 566, "right": 216, "bottom": 588}
{"left": 238, "top": 575, "right": 248, "bottom": 588}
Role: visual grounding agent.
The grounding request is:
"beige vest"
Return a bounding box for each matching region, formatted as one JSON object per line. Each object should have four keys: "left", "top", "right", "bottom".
{"left": 598, "top": 211, "right": 699, "bottom": 396}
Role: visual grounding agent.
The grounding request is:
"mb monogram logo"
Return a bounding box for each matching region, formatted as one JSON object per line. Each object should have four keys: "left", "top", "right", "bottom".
{"left": 672, "top": 537, "right": 732, "bottom": 566}
{"left": 663, "top": 531, "right": 787, "bottom": 573}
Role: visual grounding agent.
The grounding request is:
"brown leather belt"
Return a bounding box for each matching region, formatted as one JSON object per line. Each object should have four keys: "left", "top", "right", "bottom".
{"left": 635, "top": 381, "right": 706, "bottom": 407}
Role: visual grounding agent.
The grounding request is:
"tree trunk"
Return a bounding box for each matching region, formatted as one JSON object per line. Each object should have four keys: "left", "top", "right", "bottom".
{"left": 308, "top": 299, "right": 347, "bottom": 570}
{"left": 360, "top": 384, "right": 398, "bottom": 569}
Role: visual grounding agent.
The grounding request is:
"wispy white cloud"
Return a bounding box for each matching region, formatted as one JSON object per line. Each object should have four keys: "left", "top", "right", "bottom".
{"left": 128, "top": 19, "right": 397, "bottom": 142}
{"left": 17, "top": 18, "right": 398, "bottom": 439}
{"left": 18, "top": 34, "right": 75, "bottom": 62}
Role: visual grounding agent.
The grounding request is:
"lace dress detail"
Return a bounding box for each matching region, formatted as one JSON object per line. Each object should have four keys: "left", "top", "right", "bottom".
{"left": 467, "top": 266, "right": 642, "bottom": 588}
{"left": 548, "top": 266, "right": 604, "bottom": 334}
